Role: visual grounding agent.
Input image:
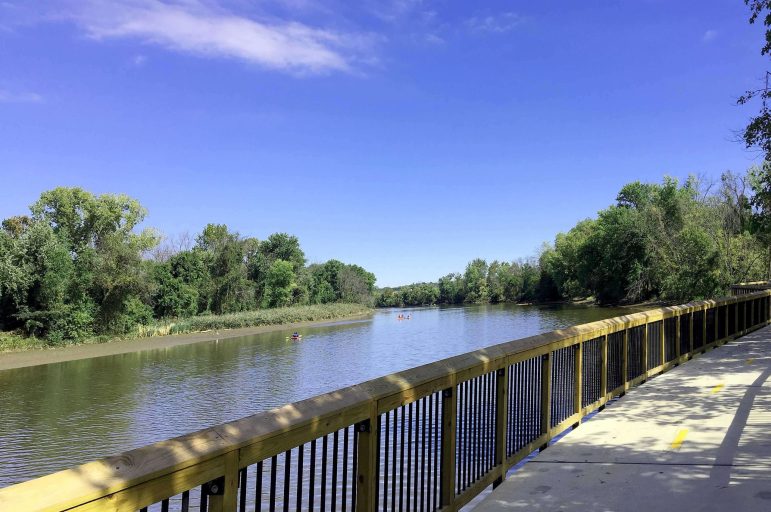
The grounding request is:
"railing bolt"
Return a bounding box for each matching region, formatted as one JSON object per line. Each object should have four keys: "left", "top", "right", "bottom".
{"left": 355, "top": 419, "right": 371, "bottom": 433}
{"left": 442, "top": 388, "right": 452, "bottom": 398}
{"left": 497, "top": 368, "right": 505, "bottom": 376}
{"left": 203, "top": 476, "right": 224, "bottom": 496}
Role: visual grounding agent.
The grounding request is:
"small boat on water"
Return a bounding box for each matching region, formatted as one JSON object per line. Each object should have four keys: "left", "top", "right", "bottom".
{"left": 287, "top": 332, "right": 303, "bottom": 341}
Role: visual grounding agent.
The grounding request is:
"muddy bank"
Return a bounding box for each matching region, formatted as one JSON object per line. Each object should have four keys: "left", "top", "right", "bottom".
{"left": 0, "top": 313, "right": 372, "bottom": 372}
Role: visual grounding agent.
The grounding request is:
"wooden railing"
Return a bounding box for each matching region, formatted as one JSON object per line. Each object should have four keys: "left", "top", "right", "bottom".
{"left": 1, "top": 291, "right": 770, "bottom": 512}
{"left": 730, "top": 281, "right": 771, "bottom": 296}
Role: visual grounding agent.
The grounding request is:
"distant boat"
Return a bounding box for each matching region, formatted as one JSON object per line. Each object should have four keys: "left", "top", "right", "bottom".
{"left": 287, "top": 334, "right": 303, "bottom": 341}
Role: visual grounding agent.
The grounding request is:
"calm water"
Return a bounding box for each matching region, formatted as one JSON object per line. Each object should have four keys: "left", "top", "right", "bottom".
{"left": 0, "top": 303, "right": 635, "bottom": 487}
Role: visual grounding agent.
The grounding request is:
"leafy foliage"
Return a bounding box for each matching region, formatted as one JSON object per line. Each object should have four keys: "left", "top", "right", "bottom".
{"left": 0, "top": 188, "right": 376, "bottom": 345}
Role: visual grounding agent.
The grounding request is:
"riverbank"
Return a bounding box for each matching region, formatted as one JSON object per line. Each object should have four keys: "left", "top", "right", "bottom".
{"left": 0, "top": 303, "right": 373, "bottom": 370}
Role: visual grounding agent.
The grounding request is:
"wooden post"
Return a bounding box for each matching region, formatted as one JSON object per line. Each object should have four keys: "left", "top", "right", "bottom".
{"left": 493, "top": 367, "right": 508, "bottom": 488}
{"left": 356, "top": 405, "right": 378, "bottom": 512}
{"left": 440, "top": 385, "right": 457, "bottom": 509}
{"left": 539, "top": 352, "right": 552, "bottom": 450}
{"left": 599, "top": 334, "right": 608, "bottom": 410}
{"left": 573, "top": 340, "right": 582, "bottom": 426}
{"left": 207, "top": 451, "right": 239, "bottom": 512}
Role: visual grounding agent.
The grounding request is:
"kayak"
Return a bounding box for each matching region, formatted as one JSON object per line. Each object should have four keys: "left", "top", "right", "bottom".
{"left": 287, "top": 335, "right": 303, "bottom": 340}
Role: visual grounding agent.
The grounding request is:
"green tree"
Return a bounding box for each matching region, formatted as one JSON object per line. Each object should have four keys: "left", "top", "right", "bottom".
{"left": 739, "top": 1, "right": 771, "bottom": 159}
{"left": 463, "top": 259, "right": 489, "bottom": 303}
{"left": 262, "top": 259, "right": 295, "bottom": 308}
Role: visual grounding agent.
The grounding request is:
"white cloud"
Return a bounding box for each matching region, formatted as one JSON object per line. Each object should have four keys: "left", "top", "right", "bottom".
{"left": 466, "top": 12, "right": 524, "bottom": 34}
{"left": 132, "top": 54, "right": 148, "bottom": 66}
{"left": 424, "top": 32, "right": 443, "bottom": 45}
{"left": 62, "top": 1, "right": 376, "bottom": 74}
{"left": 702, "top": 29, "right": 717, "bottom": 43}
{"left": 0, "top": 89, "right": 42, "bottom": 103}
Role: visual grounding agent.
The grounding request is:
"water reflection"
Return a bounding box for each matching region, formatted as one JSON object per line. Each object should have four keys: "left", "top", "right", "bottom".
{"left": 0, "top": 303, "right": 634, "bottom": 487}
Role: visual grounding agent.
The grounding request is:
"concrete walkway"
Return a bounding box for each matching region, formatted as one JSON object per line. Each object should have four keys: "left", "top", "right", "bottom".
{"left": 474, "top": 326, "right": 771, "bottom": 511}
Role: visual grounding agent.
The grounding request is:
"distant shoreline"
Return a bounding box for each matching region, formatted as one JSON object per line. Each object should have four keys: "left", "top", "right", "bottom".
{"left": 0, "top": 311, "right": 373, "bottom": 372}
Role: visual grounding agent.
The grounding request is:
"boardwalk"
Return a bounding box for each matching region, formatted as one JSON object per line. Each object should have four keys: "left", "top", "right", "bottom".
{"left": 474, "top": 325, "right": 771, "bottom": 511}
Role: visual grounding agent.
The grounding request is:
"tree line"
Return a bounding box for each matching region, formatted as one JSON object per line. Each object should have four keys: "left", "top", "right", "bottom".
{"left": 0, "top": 187, "right": 376, "bottom": 343}
{"left": 376, "top": 170, "right": 771, "bottom": 308}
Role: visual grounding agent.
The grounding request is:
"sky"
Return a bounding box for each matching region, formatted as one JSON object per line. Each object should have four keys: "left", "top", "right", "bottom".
{"left": 0, "top": 0, "right": 768, "bottom": 287}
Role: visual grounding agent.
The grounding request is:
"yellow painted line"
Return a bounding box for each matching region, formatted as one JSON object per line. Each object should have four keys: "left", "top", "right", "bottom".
{"left": 671, "top": 429, "right": 689, "bottom": 450}
{"left": 711, "top": 383, "right": 725, "bottom": 394}
{"left": 747, "top": 358, "right": 755, "bottom": 365}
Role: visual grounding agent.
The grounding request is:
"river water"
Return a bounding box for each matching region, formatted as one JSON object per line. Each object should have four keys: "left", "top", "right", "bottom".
{"left": 0, "top": 303, "right": 636, "bottom": 488}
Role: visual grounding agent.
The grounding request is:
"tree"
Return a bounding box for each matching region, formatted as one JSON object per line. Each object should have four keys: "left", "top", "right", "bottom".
{"left": 740, "top": 1, "right": 771, "bottom": 159}
{"left": 463, "top": 259, "right": 489, "bottom": 303}
{"left": 262, "top": 260, "right": 295, "bottom": 308}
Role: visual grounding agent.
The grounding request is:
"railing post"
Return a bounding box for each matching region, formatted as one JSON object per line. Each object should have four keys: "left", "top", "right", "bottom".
{"left": 207, "top": 451, "right": 239, "bottom": 512}
{"left": 539, "top": 352, "right": 552, "bottom": 450}
{"left": 493, "top": 367, "right": 508, "bottom": 488}
{"left": 622, "top": 329, "right": 629, "bottom": 393}
{"left": 599, "top": 334, "right": 608, "bottom": 409}
{"left": 356, "top": 407, "right": 378, "bottom": 512}
{"left": 440, "top": 385, "right": 457, "bottom": 509}
{"left": 573, "top": 340, "right": 582, "bottom": 426}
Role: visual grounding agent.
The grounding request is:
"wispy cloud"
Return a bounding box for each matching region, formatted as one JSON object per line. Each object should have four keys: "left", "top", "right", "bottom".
{"left": 466, "top": 12, "right": 524, "bottom": 34}
{"left": 368, "top": 0, "right": 425, "bottom": 22}
{"left": 132, "top": 54, "right": 148, "bottom": 66}
{"left": 0, "top": 89, "right": 43, "bottom": 103}
{"left": 60, "top": 0, "right": 376, "bottom": 75}
{"left": 702, "top": 29, "right": 717, "bottom": 43}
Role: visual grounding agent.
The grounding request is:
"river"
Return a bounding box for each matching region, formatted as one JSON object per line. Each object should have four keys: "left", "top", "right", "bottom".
{"left": 0, "top": 303, "right": 638, "bottom": 488}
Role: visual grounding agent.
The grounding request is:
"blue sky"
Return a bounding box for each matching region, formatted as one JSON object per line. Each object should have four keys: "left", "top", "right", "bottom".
{"left": 0, "top": 0, "right": 767, "bottom": 286}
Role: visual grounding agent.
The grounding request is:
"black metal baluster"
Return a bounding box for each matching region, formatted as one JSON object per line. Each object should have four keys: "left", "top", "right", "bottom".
{"left": 269, "top": 456, "right": 278, "bottom": 512}
{"left": 399, "top": 407, "right": 405, "bottom": 512}
{"left": 283, "top": 450, "right": 291, "bottom": 512}
{"left": 332, "top": 430, "right": 339, "bottom": 512}
{"left": 391, "top": 409, "right": 398, "bottom": 512}
{"left": 406, "top": 402, "right": 412, "bottom": 511}
{"left": 321, "top": 435, "right": 328, "bottom": 512}
{"left": 352, "top": 430, "right": 358, "bottom": 512}
{"left": 426, "top": 394, "right": 433, "bottom": 512}
{"left": 239, "top": 467, "right": 247, "bottom": 512}
{"left": 342, "top": 429, "right": 349, "bottom": 512}
{"left": 256, "top": 461, "right": 264, "bottom": 512}
{"left": 297, "top": 444, "right": 304, "bottom": 512}
{"left": 309, "top": 440, "right": 316, "bottom": 512}
{"left": 413, "top": 400, "right": 420, "bottom": 512}
{"left": 181, "top": 491, "right": 190, "bottom": 512}
{"left": 420, "top": 398, "right": 426, "bottom": 512}
{"left": 382, "top": 414, "right": 389, "bottom": 512}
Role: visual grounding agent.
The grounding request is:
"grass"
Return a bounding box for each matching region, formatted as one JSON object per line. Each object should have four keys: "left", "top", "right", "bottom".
{"left": 134, "top": 303, "right": 373, "bottom": 337}
{"left": 0, "top": 303, "right": 373, "bottom": 353}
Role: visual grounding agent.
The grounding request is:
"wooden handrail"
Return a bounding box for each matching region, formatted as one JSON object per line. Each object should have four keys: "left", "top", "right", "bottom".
{"left": 1, "top": 291, "right": 769, "bottom": 512}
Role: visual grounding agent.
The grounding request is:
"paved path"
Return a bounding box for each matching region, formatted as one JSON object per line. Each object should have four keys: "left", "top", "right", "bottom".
{"left": 474, "top": 325, "right": 771, "bottom": 511}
